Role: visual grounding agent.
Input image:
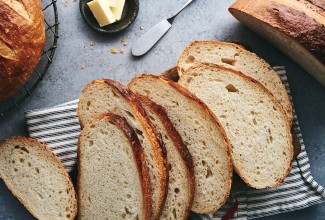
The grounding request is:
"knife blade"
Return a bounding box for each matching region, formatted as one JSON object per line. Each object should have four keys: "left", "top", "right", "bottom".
{"left": 132, "top": 0, "right": 195, "bottom": 56}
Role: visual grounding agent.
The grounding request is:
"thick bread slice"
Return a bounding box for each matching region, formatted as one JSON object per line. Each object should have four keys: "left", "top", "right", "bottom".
{"left": 177, "top": 40, "right": 293, "bottom": 124}
{"left": 179, "top": 63, "right": 293, "bottom": 188}
{"left": 128, "top": 74, "right": 232, "bottom": 214}
{"left": 0, "top": 137, "right": 77, "bottom": 219}
{"left": 78, "top": 113, "right": 151, "bottom": 220}
{"left": 138, "top": 95, "right": 195, "bottom": 220}
{"left": 77, "top": 79, "right": 167, "bottom": 220}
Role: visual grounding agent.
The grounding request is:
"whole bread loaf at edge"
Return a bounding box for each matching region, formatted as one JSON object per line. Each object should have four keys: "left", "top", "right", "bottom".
{"left": 0, "top": 0, "right": 45, "bottom": 101}
{"left": 179, "top": 63, "right": 293, "bottom": 188}
{"left": 229, "top": 0, "right": 325, "bottom": 86}
{"left": 78, "top": 113, "right": 151, "bottom": 220}
{"left": 0, "top": 136, "right": 77, "bottom": 219}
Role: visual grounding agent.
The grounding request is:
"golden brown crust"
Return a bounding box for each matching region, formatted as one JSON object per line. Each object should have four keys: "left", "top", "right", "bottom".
{"left": 184, "top": 62, "right": 294, "bottom": 188}
{"left": 160, "top": 66, "right": 179, "bottom": 82}
{"left": 0, "top": 0, "right": 45, "bottom": 101}
{"left": 129, "top": 74, "right": 233, "bottom": 214}
{"left": 78, "top": 79, "right": 168, "bottom": 220}
{"left": 78, "top": 114, "right": 151, "bottom": 219}
{"left": 0, "top": 136, "right": 77, "bottom": 219}
{"left": 137, "top": 95, "right": 196, "bottom": 219}
{"left": 177, "top": 40, "right": 293, "bottom": 126}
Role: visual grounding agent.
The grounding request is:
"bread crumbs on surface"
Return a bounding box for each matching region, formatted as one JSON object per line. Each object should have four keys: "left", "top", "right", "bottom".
{"left": 121, "top": 38, "right": 128, "bottom": 46}
{"left": 110, "top": 48, "right": 118, "bottom": 54}
{"left": 63, "top": 0, "right": 68, "bottom": 7}
{"left": 89, "top": 41, "right": 95, "bottom": 46}
{"left": 140, "top": 26, "right": 144, "bottom": 30}
{"left": 81, "top": 64, "right": 85, "bottom": 69}
{"left": 73, "top": 0, "right": 77, "bottom": 2}
{"left": 120, "top": 49, "right": 124, "bottom": 54}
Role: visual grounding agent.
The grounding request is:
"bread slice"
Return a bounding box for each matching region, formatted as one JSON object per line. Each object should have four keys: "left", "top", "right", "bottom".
{"left": 179, "top": 63, "right": 293, "bottom": 188}
{"left": 0, "top": 136, "right": 77, "bottom": 219}
{"left": 138, "top": 95, "right": 195, "bottom": 219}
{"left": 78, "top": 113, "right": 151, "bottom": 219}
{"left": 77, "top": 79, "right": 167, "bottom": 220}
{"left": 128, "top": 74, "right": 232, "bottom": 214}
{"left": 177, "top": 40, "right": 293, "bottom": 124}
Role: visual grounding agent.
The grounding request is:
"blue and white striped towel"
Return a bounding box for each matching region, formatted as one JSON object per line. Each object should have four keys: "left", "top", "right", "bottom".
{"left": 25, "top": 67, "right": 325, "bottom": 219}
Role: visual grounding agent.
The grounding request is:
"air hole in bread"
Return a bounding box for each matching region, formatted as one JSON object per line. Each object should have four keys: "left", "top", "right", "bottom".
{"left": 221, "top": 58, "right": 236, "bottom": 66}
{"left": 21, "top": 147, "right": 29, "bottom": 153}
{"left": 169, "top": 178, "right": 176, "bottom": 184}
{"left": 121, "top": 213, "right": 126, "bottom": 218}
{"left": 126, "top": 194, "right": 131, "bottom": 199}
{"left": 225, "top": 84, "right": 238, "bottom": 93}
{"left": 12, "top": 160, "right": 15, "bottom": 164}
{"left": 37, "top": 192, "right": 43, "bottom": 199}
{"left": 123, "top": 110, "right": 136, "bottom": 120}
{"left": 149, "top": 115, "right": 155, "bottom": 122}
{"left": 168, "top": 164, "right": 172, "bottom": 171}
{"left": 19, "top": 158, "right": 24, "bottom": 163}
{"left": 66, "top": 214, "right": 71, "bottom": 218}
{"left": 143, "top": 89, "right": 150, "bottom": 95}
{"left": 14, "top": 145, "right": 20, "bottom": 149}
{"left": 206, "top": 167, "right": 213, "bottom": 179}
{"left": 202, "top": 141, "right": 206, "bottom": 146}
{"left": 35, "top": 168, "right": 40, "bottom": 174}
{"left": 253, "top": 118, "right": 257, "bottom": 125}
{"left": 220, "top": 115, "right": 226, "bottom": 118}
{"left": 88, "top": 140, "right": 94, "bottom": 146}
{"left": 90, "top": 124, "right": 95, "bottom": 128}
{"left": 174, "top": 188, "right": 180, "bottom": 194}
{"left": 186, "top": 76, "right": 193, "bottom": 84}
{"left": 66, "top": 207, "right": 69, "bottom": 212}
{"left": 270, "top": 136, "right": 273, "bottom": 143}
{"left": 234, "top": 53, "right": 239, "bottom": 57}
{"left": 172, "top": 209, "right": 177, "bottom": 218}
{"left": 164, "top": 134, "right": 169, "bottom": 140}
{"left": 59, "top": 191, "right": 63, "bottom": 194}
{"left": 14, "top": 168, "right": 17, "bottom": 172}
{"left": 28, "top": 162, "right": 31, "bottom": 167}
{"left": 86, "top": 101, "right": 91, "bottom": 107}
{"left": 257, "top": 171, "right": 260, "bottom": 175}
{"left": 273, "top": 106, "right": 277, "bottom": 111}
{"left": 202, "top": 160, "right": 207, "bottom": 166}
{"left": 283, "top": 151, "right": 287, "bottom": 156}
{"left": 186, "top": 55, "right": 196, "bottom": 63}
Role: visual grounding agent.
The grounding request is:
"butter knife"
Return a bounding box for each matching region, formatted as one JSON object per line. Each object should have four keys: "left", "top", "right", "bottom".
{"left": 132, "top": 0, "right": 195, "bottom": 56}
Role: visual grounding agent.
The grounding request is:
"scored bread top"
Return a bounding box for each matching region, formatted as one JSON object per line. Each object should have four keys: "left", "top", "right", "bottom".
{"left": 128, "top": 74, "right": 233, "bottom": 214}
{"left": 0, "top": 136, "right": 77, "bottom": 219}
{"left": 179, "top": 63, "right": 293, "bottom": 188}
{"left": 138, "top": 95, "right": 195, "bottom": 219}
{"left": 77, "top": 79, "right": 168, "bottom": 220}
{"left": 77, "top": 113, "right": 151, "bottom": 220}
{"left": 177, "top": 40, "right": 293, "bottom": 125}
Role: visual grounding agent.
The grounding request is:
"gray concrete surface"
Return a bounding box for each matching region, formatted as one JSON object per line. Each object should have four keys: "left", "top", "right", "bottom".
{"left": 0, "top": 0, "right": 324, "bottom": 219}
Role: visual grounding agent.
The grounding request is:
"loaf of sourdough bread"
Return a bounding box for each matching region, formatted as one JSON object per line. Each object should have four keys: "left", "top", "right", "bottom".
{"left": 78, "top": 113, "right": 151, "bottom": 220}
{"left": 77, "top": 79, "right": 168, "bottom": 220}
{"left": 129, "top": 74, "right": 232, "bottom": 214}
{"left": 179, "top": 63, "right": 293, "bottom": 188}
{"left": 177, "top": 40, "right": 293, "bottom": 124}
{"left": 0, "top": 137, "right": 77, "bottom": 219}
{"left": 0, "top": 0, "right": 45, "bottom": 101}
{"left": 229, "top": 0, "right": 325, "bottom": 86}
{"left": 138, "top": 95, "right": 195, "bottom": 220}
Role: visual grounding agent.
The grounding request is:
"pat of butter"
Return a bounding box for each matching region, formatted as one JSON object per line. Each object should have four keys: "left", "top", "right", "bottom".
{"left": 87, "top": 0, "right": 116, "bottom": 27}
{"left": 111, "top": 0, "right": 125, "bottom": 21}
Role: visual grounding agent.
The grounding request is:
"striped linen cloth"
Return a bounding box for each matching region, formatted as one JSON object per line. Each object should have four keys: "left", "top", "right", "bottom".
{"left": 25, "top": 67, "right": 325, "bottom": 219}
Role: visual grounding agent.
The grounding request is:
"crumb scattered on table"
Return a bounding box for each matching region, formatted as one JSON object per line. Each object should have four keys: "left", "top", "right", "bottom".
{"left": 63, "top": 0, "right": 68, "bottom": 7}
{"left": 81, "top": 64, "right": 85, "bottom": 69}
{"left": 140, "top": 26, "right": 144, "bottom": 30}
{"left": 110, "top": 48, "right": 118, "bottom": 54}
{"left": 89, "top": 40, "right": 95, "bottom": 46}
{"left": 120, "top": 49, "right": 124, "bottom": 54}
{"left": 73, "top": 0, "right": 77, "bottom": 2}
{"left": 121, "top": 38, "right": 128, "bottom": 46}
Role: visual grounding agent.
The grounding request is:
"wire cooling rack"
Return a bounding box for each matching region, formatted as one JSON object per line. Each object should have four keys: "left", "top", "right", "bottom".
{"left": 0, "top": 0, "right": 59, "bottom": 117}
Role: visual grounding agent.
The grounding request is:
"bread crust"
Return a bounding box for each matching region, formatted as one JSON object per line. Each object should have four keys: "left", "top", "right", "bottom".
{"left": 160, "top": 66, "right": 179, "bottom": 82}
{"left": 77, "top": 114, "right": 151, "bottom": 219}
{"left": 0, "top": 0, "right": 45, "bottom": 101}
{"left": 183, "top": 62, "right": 294, "bottom": 188}
{"left": 177, "top": 40, "right": 293, "bottom": 125}
{"left": 138, "top": 95, "right": 195, "bottom": 219}
{"left": 129, "top": 74, "right": 233, "bottom": 214}
{"left": 0, "top": 136, "right": 77, "bottom": 219}
{"left": 78, "top": 79, "right": 168, "bottom": 220}
{"left": 229, "top": 0, "right": 325, "bottom": 65}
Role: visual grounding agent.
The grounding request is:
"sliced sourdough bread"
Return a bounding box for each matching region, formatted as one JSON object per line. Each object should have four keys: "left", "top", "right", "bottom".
{"left": 138, "top": 95, "right": 195, "bottom": 220}
{"left": 0, "top": 136, "right": 77, "bottom": 219}
{"left": 128, "top": 74, "right": 232, "bottom": 214}
{"left": 177, "top": 40, "right": 293, "bottom": 124}
{"left": 179, "top": 63, "right": 293, "bottom": 188}
{"left": 78, "top": 113, "right": 151, "bottom": 220}
{"left": 77, "top": 79, "right": 167, "bottom": 220}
